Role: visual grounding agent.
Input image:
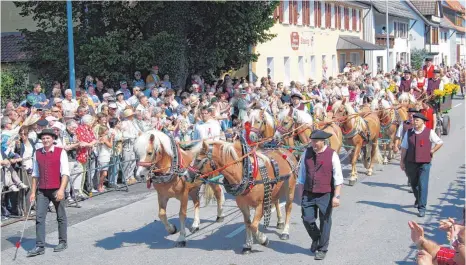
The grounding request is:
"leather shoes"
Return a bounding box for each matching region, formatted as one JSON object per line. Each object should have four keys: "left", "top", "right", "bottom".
{"left": 27, "top": 247, "right": 45, "bottom": 257}
{"left": 54, "top": 242, "right": 68, "bottom": 252}
{"left": 310, "top": 240, "right": 319, "bottom": 253}
{"left": 315, "top": 250, "right": 327, "bottom": 260}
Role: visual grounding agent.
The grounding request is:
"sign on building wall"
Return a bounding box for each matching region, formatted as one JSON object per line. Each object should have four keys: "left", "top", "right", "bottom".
{"left": 291, "top": 32, "right": 300, "bottom": 50}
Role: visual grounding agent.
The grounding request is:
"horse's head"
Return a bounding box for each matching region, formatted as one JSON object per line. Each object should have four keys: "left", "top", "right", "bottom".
{"left": 249, "top": 109, "right": 274, "bottom": 142}
{"left": 274, "top": 107, "right": 295, "bottom": 142}
{"left": 134, "top": 130, "right": 173, "bottom": 179}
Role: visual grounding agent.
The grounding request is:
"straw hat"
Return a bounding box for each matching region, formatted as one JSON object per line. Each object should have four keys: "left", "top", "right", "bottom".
{"left": 122, "top": 109, "right": 134, "bottom": 118}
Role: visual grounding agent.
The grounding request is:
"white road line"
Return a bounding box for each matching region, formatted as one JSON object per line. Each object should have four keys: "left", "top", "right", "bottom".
{"left": 225, "top": 202, "right": 286, "bottom": 238}
{"left": 453, "top": 103, "right": 463, "bottom": 108}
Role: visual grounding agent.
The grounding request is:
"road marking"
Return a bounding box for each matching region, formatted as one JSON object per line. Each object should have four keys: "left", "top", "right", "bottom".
{"left": 453, "top": 103, "right": 462, "bottom": 108}
{"left": 225, "top": 202, "right": 286, "bottom": 238}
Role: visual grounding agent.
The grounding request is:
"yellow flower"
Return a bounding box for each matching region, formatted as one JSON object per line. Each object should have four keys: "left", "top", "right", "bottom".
{"left": 434, "top": 89, "right": 445, "bottom": 99}
{"left": 387, "top": 83, "right": 396, "bottom": 93}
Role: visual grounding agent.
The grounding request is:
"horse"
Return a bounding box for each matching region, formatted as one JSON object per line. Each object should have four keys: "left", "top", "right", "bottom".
{"left": 134, "top": 130, "right": 225, "bottom": 247}
{"left": 188, "top": 138, "right": 298, "bottom": 253}
{"left": 275, "top": 105, "right": 342, "bottom": 154}
{"left": 274, "top": 106, "right": 313, "bottom": 147}
{"left": 248, "top": 108, "right": 275, "bottom": 143}
{"left": 398, "top": 92, "right": 417, "bottom": 106}
{"left": 332, "top": 98, "right": 383, "bottom": 186}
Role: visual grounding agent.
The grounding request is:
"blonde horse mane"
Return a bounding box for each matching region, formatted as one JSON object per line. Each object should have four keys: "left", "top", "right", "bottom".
{"left": 136, "top": 129, "right": 174, "bottom": 158}
{"left": 333, "top": 100, "right": 365, "bottom": 132}
{"left": 293, "top": 109, "right": 313, "bottom": 125}
{"left": 398, "top": 92, "right": 416, "bottom": 105}
{"left": 250, "top": 109, "right": 274, "bottom": 128}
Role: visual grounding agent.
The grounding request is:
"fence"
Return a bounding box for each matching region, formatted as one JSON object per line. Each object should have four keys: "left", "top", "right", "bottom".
{"left": 1, "top": 138, "right": 141, "bottom": 227}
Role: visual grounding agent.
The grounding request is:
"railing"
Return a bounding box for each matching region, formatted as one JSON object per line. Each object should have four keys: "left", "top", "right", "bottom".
{"left": 1, "top": 139, "right": 141, "bottom": 227}
{"left": 375, "top": 34, "right": 395, "bottom": 49}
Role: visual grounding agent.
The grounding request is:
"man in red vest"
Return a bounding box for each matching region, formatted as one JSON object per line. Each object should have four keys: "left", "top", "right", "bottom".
{"left": 400, "top": 113, "right": 443, "bottom": 217}
{"left": 27, "top": 129, "right": 70, "bottom": 257}
{"left": 423, "top": 58, "right": 435, "bottom": 79}
{"left": 297, "top": 130, "right": 343, "bottom": 260}
{"left": 290, "top": 93, "right": 308, "bottom": 112}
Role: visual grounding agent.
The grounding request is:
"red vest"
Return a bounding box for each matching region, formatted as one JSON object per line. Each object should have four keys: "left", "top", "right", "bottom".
{"left": 36, "top": 147, "right": 62, "bottom": 189}
{"left": 399, "top": 78, "right": 412, "bottom": 92}
{"left": 304, "top": 147, "right": 334, "bottom": 193}
{"left": 406, "top": 128, "right": 432, "bottom": 163}
{"left": 423, "top": 65, "right": 434, "bottom": 79}
{"left": 294, "top": 103, "right": 305, "bottom": 111}
{"left": 421, "top": 108, "right": 434, "bottom": 130}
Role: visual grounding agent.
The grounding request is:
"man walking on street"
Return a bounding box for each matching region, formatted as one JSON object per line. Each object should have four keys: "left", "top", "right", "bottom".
{"left": 297, "top": 130, "right": 343, "bottom": 260}
{"left": 27, "top": 129, "right": 70, "bottom": 257}
{"left": 400, "top": 113, "right": 443, "bottom": 217}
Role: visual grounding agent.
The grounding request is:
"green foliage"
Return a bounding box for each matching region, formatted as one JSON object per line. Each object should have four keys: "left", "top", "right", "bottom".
{"left": 0, "top": 64, "right": 30, "bottom": 107}
{"left": 410, "top": 48, "right": 428, "bottom": 71}
{"left": 14, "top": 1, "right": 278, "bottom": 88}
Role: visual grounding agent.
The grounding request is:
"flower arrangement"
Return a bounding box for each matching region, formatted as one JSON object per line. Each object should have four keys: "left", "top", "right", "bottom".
{"left": 433, "top": 89, "right": 445, "bottom": 99}
{"left": 443, "top": 83, "right": 460, "bottom": 95}
{"left": 387, "top": 82, "right": 397, "bottom": 93}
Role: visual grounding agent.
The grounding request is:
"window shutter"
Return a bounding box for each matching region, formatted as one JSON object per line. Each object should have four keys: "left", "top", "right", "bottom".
{"left": 310, "top": 0, "right": 315, "bottom": 27}
{"left": 294, "top": 0, "right": 298, "bottom": 25}
{"left": 304, "top": 0, "right": 309, "bottom": 26}
{"left": 289, "top": 1, "right": 293, "bottom": 24}
{"left": 359, "top": 10, "right": 362, "bottom": 31}
{"left": 344, "top": 8, "right": 348, "bottom": 30}
{"left": 348, "top": 7, "right": 352, "bottom": 31}
{"left": 279, "top": 1, "right": 284, "bottom": 23}
{"left": 331, "top": 3, "right": 335, "bottom": 29}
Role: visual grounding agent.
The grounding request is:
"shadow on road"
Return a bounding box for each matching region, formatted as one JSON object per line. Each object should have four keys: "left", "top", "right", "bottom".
{"left": 362, "top": 181, "right": 411, "bottom": 193}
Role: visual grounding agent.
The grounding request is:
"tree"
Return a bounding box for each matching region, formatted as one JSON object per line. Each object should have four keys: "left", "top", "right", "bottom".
{"left": 0, "top": 64, "right": 30, "bottom": 108}
{"left": 15, "top": 1, "right": 278, "bottom": 89}
{"left": 410, "top": 48, "right": 428, "bottom": 71}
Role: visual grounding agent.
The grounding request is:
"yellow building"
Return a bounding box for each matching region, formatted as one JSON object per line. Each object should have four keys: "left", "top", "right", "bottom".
{"left": 234, "top": 1, "right": 382, "bottom": 85}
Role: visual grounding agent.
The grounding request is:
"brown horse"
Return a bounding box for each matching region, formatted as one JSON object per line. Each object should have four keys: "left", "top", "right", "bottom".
{"left": 189, "top": 138, "right": 298, "bottom": 253}
{"left": 248, "top": 109, "right": 276, "bottom": 143}
{"left": 332, "top": 99, "right": 383, "bottom": 186}
{"left": 275, "top": 105, "right": 343, "bottom": 153}
{"left": 134, "top": 130, "right": 225, "bottom": 247}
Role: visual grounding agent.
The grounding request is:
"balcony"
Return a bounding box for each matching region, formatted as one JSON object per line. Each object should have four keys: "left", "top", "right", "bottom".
{"left": 375, "top": 34, "right": 395, "bottom": 48}
{"left": 425, "top": 43, "right": 440, "bottom": 54}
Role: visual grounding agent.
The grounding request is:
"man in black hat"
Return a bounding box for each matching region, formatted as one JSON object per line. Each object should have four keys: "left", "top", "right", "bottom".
{"left": 400, "top": 113, "right": 443, "bottom": 217}
{"left": 27, "top": 129, "right": 70, "bottom": 257}
{"left": 290, "top": 93, "right": 308, "bottom": 112}
{"left": 297, "top": 130, "right": 343, "bottom": 260}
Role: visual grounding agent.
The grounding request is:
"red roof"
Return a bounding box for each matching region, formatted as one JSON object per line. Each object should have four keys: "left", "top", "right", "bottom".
{"left": 444, "top": 0, "right": 465, "bottom": 13}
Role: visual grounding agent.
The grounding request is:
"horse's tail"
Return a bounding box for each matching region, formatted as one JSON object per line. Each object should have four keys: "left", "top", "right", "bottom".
{"left": 204, "top": 183, "right": 215, "bottom": 206}
{"left": 373, "top": 142, "right": 384, "bottom": 165}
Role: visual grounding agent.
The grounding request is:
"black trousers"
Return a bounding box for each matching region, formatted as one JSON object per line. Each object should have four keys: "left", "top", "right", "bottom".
{"left": 301, "top": 191, "right": 333, "bottom": 252}
{"left": 35, "top": 189, "right": 67, "bottom": 247}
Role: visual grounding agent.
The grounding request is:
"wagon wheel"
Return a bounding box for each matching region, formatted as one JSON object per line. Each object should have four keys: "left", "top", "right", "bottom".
{"left": 442, "top": 115, "right": 450, "bottom": 135}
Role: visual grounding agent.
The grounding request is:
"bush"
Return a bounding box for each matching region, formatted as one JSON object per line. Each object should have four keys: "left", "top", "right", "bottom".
{"left": 0, "top": 64, "right": 30, "bottom": 108}
{"left": 410, "top": 48, "right": 428, "bottom": 71}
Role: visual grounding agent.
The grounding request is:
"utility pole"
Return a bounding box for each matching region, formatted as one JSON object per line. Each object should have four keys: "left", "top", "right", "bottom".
{"left": 67, "top": 0, "right": 76, "bottom": 98}
{"left": 386, "top": 0, "right": 390, "bottom": 72}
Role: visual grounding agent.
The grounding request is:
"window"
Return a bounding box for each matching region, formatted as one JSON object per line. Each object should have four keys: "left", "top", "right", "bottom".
{"left": 332, "top": 55, "right": 336, "bottom": 76}
{"left": 349, "top": 8, "right": 353, "bottom": 31}
{"left": 284, "top": 57, "right": 291, "bottom": 84}
{"left": 322, "top": 55, "right": 327, "bottom": 79}
{"left": 394, "top": 22, "right": 408, "bottom": 38}
{"left": 340, "top": 6, "right": 344, "bottom": 30}
{"left": 283, "top": 0, "right": 290, "bottom": 24}
{"left": 297, "top": 0, "right": 303, "bottom": 25}
{"left": 376, "top": 56, "right": 383, "bottom": 72}
{"left": 298, "top": 56, "right": 304, "bottom": 82}
{"left": 310, "top": 55, "right": 316, "bottom": 78}
{"left": 432, "top": 27, "right": 439, "bottom": 45}
{"left": 339, "top": 53, "right": 346, "bottom": 72}
{"left": 267, "top": 57, "right": 274, "bottom": 80}
{"left": 442, "top": 31, "right": 448, "bottom": 42}
{"left": 310, "top": 0, "right": 315, "bottom": 27}
{"left": 350, "top": 52, "right": 360, "bottom": 66}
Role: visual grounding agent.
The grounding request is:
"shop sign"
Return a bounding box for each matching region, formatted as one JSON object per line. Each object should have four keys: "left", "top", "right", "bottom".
{"left": 290, "top": 32, "right": 299, "bottom": 50}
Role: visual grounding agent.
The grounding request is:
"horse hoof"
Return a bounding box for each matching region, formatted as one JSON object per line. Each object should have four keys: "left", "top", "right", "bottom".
{"left": 242, "top": 247, "right": 252, "bottom": 255}
{"left": 348, "top": 179, "right": 356, "bottom": 186}
{"left": 169, "top": 225, "right": 178, "bottom": 235}
{"left": 175, "top": 241, "right": 186, "bottom": 248}
{"left": 367, "top": 171, "right": 373, "bottom": 176}
{"left": 280, "top": 234, "right": 290, "bottom": 240}
{"left": 276, "top": 222, "right": 285, "bottom": 230}
{"left": 216, "top": 216, "right": 224, "bottom": 223}
{"left": 383, "top": 162, "right": 388, "bottom": 165}
{"left": 261, "top": 238, "right": 270, "bottom": 247}
{"left": 190, "top": 226, "right": 199, "bottom": 233}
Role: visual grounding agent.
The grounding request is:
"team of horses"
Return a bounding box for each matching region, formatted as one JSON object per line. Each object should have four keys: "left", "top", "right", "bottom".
{"left": 134, "top": 90, "right": 422, "bottom": 253}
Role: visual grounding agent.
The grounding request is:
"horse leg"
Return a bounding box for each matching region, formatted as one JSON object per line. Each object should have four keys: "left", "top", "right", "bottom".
{"left": 238, "top": 203, "right": 253, "bottom": 254}
{"left": 275, "top": 199, "right": 285, "bottom": 229}
{"left": 251, "top": 204, "right": 269, "bottom": 247}
{"left": 211, "top": 184, "right": 225, "bottom": 222}
{"left": 349, "top": 144, "right": 361, "bottom": 186}
{"left": 382, "top": 141, "right": 388, "bottom": 165}
{"left": 157, "top": 193, "right": 177, "bottom": 235}
{"left": 280, "top": 175, "right": 297, "bottom": 240}
{"left": 188, "top": 187, "right": 201, "bottom": 233}
{"left": 174, "top": 191, "right": 189, "bottom": 247}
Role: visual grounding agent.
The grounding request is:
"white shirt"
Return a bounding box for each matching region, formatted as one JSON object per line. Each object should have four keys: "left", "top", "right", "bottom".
{"left": 32, "top": 145, "right": 70, "bottom": 178}
{"left": 297, "top": 146, "right": 344, "bottom": 187}
{"left": 62, "top": 98, "right": 79, "bottom": 115}
{"left": 121, "top": 119, "right": 142, "bottom": 139}
{"left": 400, "top": 126, "right": 443, "bottom": 150}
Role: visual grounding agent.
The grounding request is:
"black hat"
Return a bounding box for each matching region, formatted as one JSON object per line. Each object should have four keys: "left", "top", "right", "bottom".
{"left": 413, "top": 113, "right": 429, "bottom": 122}
{"left": 407, "top": 108, "right": 420, "bottom": 113}
{"left": 425, "top": 58, "right": 432, "bottom": 62}
{"left": 290, "top": 93, "right": 303, "bottom": 100}
{"left": 37, "top": 128, "right": 58, "bottom": 139}
{"left": 404, "top": 70, "right": 411, "bottom": 74}
{"left": 37, "top": 119, "right": 49, "bottom": 127}
{"left": 434, "top": 69, "right": 441, "bottom": 74}
{"left": 310, "top": 130, "right": 332, "bottom": 140}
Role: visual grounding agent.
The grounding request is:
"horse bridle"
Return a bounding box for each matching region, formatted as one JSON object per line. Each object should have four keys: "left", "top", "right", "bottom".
{"left": 188, "top": 143, "right": 217, "bottom": 177}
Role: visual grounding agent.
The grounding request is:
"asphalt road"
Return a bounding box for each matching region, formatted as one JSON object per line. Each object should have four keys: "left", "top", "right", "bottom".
{"left": 1, "top": 98, "right": 465, "bottom": 265}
